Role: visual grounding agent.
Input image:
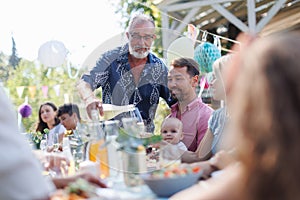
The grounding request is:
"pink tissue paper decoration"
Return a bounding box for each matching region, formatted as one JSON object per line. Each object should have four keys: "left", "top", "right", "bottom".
{"left": 42, "top": 86, "right": 48, "bottom": 98}
{"left": 200, "top": 76, "right": 210, "bottom": 89}
{"left": 18, "top": 103, "right": 32, "bottom": 118}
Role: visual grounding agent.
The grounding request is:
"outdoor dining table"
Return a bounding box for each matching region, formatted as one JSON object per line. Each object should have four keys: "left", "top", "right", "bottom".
{"left": 95, "top": 181, "right": 168, "bottom": 200}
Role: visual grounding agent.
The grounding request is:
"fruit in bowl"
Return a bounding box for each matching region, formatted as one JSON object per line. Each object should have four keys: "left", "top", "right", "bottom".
{"left": 141, "top": 165, "right": 203, "bottom": 197}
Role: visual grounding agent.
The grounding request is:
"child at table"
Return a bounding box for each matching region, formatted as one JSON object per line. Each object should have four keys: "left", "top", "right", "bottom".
{"left": 161, "top": 117, "right": 187, "bottom": 151}
{"left": 146, "top": 118, "right": 187, "bottom": 169}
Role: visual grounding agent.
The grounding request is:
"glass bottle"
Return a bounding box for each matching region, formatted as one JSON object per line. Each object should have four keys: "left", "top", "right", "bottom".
{"left": 88, "top": 109, "right": 110, "bottom": 179}
{"left": 100, "top": 104, "right": 135, "bottom": 120}
{"left": 62, "top": 137, "right": 75, "bottom": 176}
{"left": 104, "top": 120, "right": 121, "bottom": 179}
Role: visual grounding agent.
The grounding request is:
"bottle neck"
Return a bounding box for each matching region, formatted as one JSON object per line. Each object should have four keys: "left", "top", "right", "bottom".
{"left": 90, "top": 109, "right": 105, "bottom": 140}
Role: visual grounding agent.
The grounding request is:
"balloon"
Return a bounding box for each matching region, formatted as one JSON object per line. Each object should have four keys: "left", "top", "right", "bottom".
{"left": 167, "top": 37, "right": 194, "bottom": 67}
{"left": 194, "top": 42, "right": 221, "bottom": 73}
{"left": 38, "top": 40, "right": 68, "bottom": 67}
{"left": 18, "top": 103, "right": 32, "bottom": 118}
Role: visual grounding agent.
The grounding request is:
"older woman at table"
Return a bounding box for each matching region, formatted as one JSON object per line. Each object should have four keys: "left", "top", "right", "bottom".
{"left": 171, "top": 32, "right": 300, "bottom": 200}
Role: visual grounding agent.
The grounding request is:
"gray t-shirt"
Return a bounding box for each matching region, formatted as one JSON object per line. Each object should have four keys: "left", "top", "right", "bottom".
{"left": 208, "top": 107, "right": 227, "bottom": 154}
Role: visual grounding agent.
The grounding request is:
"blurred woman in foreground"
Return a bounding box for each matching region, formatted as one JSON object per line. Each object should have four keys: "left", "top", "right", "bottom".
{"left": 172, "top": 32, "right": 300, "bottom": 200}
{"left": 230, "top": 32, "right": 300, "bottom": 200}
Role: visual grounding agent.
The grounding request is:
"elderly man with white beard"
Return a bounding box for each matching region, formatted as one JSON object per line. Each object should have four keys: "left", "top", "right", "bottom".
{"left": 78, "top": 12, "right": 174, "bottom": 132}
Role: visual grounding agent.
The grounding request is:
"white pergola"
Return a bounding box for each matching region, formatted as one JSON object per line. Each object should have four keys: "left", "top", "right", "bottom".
{"left": 154, "top": 0, "right": 299, "bottom": 57}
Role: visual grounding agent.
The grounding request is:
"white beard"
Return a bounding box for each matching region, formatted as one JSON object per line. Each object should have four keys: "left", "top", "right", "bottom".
{"left": 129, "top": 44, "right": 150, "bottom": 59}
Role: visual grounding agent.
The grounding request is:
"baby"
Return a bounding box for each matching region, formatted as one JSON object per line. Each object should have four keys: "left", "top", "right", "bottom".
{"left": 161, "top": 117, "right": 187, "bottom": 151}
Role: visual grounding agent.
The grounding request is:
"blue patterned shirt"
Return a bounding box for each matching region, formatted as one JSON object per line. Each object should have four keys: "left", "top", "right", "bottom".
{"left": 82, "top": 44, "right": 173, "bottom": 132}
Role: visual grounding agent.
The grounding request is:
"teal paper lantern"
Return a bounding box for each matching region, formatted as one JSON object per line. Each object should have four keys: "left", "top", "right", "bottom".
{"left": 194, "top": 42, "right": 221, "bottom": 73}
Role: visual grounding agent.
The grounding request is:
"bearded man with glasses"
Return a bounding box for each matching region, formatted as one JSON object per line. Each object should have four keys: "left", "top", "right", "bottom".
{"left": 77, "top": 12, "right": 174, "bottom": 132}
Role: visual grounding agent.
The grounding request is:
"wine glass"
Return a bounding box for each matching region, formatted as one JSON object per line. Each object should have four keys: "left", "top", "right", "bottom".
{"left": 47, "top": 132, "right": 60, "bottom": 152}
{"left": 40, "top": 136, "right": 48, "bottom": 152}
{"left": 129, "top": 107, "right": 143, "bottom": 123}
{"left": 52, "top": 132, "right": 60, "bottom": 152}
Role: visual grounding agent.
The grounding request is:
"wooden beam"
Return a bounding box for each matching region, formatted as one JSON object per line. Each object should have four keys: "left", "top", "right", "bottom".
{"left": 161, "top": 0, "right": 239, "bottom": 12}
{"left": 247, "top": 0, "right": 256, "bottom": 33}
{"left": 170, "top": 20, "right": 179, "bottom": 30}
{"left": 201, "top": 0, "right": 297, "bottom": 31}
{"left": 200, "top": 0, "right": 281, "bottom": 30}
{"left": 260, "top": 8, "right": 300, "bottom": 36}
{"left": 165, "top": 12, "right": 184, "bottom": 29}
{"left": 196, "top": 0, "right": 279, "bottom": 29}
{"left": 161, "top": 9, "right": 170, "bottom": 58}
{"left": 256, "top": 0, "right": 287, "bottom": 33}
{"left": 156, "top": 0, "right": 182, "bottom": 7}
{"left": 212, "top": 3, "right": 249, "bottom": 32}
{"left": 174, "top": 7, "right": 200, "bottom": 36}
{"left": 192, "top": 2, "right": 242, "bottom": 25}
{"left": 260, "top": 1, "right": 300, "bottom": 35}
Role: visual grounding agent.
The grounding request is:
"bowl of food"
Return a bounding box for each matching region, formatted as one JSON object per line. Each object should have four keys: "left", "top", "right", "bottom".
{"left": 141, "top": 165, "right": 203, "bottom": 197}
{"left": 50, "top": 178, "right": 99, "bottom": 200}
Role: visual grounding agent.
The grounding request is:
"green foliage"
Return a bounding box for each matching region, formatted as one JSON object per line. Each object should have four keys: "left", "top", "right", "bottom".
{"left": 116, "top": 127, "right": 162, "bottom": 152}
{"left": 8, "top": 37, "right": 21, "bottom": 69}
{"left": 30, "top": 131, "right": 44, "bottom": 144}
{"left": 5, "top": 58, "right": 82, "bottom": 132}
{"left": 0, "top": 52, "right": 9, "bottom": 82}
{"left": 0, "top": 52, "right": 5, "bottom": 64}
{"left": 66, "top": 178, "right": 96, "bottom": 196}
{"left": 29, "top": 128, "right": 49, "bottom": 149}
{"left": 44, "top": 128, "right": 50, "bottom": 134}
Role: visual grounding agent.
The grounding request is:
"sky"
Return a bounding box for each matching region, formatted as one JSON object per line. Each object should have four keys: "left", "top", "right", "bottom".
{"left": 0, "top": 0, "right": 123, "bottom": 65}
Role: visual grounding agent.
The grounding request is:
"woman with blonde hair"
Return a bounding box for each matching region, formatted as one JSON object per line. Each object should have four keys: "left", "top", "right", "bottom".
{"left": 181, "top": 54, "right": 232, "bottom": 163}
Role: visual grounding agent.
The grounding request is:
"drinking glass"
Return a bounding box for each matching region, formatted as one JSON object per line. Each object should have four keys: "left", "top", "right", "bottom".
{"left": 122, "top": 107, "right": 144, "bottom": 134}
{"left": 129, "top": 107, "right": 143, "bottom": 123}
{"left": 53, "top": 132, "right": 60, "bottom": 152}
{"left": 104, "top": 120, "right": 123, "bottom": 185}
{"left": 159, "top": 143, "right": 182, "bottom": 169}
{"left": 40, "top": 138, "right": 47, "bottom": 152}
{"left": 47, "top": 132, "right": 60, "bottom": 152}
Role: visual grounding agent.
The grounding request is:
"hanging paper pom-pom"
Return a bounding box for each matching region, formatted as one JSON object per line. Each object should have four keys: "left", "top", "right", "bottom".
{"left": 194, "top": 42, "right": 221, "bottom": 73}
{"left": 18, "top": 103, "right": 32, "bottom": 118}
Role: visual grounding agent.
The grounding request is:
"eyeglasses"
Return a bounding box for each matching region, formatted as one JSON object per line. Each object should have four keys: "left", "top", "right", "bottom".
{"left": 129, "top": 33, "right": 155, "bottom": 42}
